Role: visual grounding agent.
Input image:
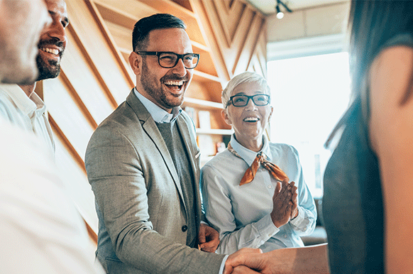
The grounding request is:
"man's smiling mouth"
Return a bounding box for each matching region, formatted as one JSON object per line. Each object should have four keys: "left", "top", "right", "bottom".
{"left": 164, "top": 80, "right": 187, "bottom": 92}
{"left": 40, "top": 47, "right": 60, "bottom": 56}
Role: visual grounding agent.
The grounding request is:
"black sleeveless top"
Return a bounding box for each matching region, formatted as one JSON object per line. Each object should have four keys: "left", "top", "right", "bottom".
{"left": 323, "top": 34, "right": 413, "bottom": 274}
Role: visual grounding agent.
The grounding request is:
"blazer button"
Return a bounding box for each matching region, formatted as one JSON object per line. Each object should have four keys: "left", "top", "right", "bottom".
{"left": 182, "top": 225, "right": 188, "bottom": 232}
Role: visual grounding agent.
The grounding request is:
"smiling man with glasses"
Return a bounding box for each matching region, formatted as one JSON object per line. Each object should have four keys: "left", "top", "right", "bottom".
{"left": 85, "top": 13, "right": 259, "bottom": 274}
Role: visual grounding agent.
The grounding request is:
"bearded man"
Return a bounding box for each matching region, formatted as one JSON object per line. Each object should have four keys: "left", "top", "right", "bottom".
{"left": 0, "top": 0, "right": 69, "bottom": 152}
{"left": 85, "top": 13, "right": 260, "bottom": 274}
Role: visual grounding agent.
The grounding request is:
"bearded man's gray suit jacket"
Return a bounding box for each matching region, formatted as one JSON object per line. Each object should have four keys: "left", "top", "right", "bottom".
{"left": 85, "top": 91, "right": 225, "bottom": 274}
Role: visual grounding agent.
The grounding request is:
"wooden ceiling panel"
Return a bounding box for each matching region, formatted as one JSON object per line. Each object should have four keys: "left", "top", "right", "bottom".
{"left": 233, "top": 13, "right": 265, "bottom": 75}
{"left": 104, "top": 20, "right": 132, "bottom": 52}
{"left": 94, "top": 1, "right": 137, "bottom": 29}
{"left": 138, "top": 0, "right": 207, "bottom": 46}
{"left": 214, "top": 0, "right": 245, "bottom": 43}
{"left": 96, "top": 0, "right": 159, "bottom": 20}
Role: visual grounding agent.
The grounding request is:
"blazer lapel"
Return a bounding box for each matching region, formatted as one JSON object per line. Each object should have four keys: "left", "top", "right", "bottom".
{"left": 176, "top": 115, "right": 202, "bottom": 220}
{"left": 176, "top": 117, "right": 197, "bottom": 181}
{"left": 126, "top": 91, "right": 183, "bottom": 201}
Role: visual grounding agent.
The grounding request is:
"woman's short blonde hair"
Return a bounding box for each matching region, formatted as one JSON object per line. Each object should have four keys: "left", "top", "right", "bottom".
{"left": 221, "top": 71, "right": 270, "bottom": 110}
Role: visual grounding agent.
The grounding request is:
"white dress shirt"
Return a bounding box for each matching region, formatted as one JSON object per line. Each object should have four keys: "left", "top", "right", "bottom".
{"left": 133, "top": 87, "right": 181, "bottom": 123}
{"left": 0, "top": 117, "right": 104, "bottom": 273}
{"left": 0, "top": 84, "right": 55, "bottom": 153}
{"left": 201, "top": 134, "right": 317, "bottom": 254}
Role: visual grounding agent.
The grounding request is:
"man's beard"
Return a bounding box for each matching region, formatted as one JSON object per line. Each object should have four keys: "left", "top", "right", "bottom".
{"left": 35, "top": 54, "right": 61, "bottom": 81}
{"left": 141, "top": 59, "right": 187, "bottom": 109}
{"left": 36, "top": 37, "right": 65, "bottom": 81}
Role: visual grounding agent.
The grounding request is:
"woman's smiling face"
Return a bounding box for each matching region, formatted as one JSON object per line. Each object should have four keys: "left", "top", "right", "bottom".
{"left": 223, "top": 81, "right": 273, "bottom": 148}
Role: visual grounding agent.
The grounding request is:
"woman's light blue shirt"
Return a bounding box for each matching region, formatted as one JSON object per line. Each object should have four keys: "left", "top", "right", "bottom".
{"left": 201, "top": 134, "right": 316, "bottom": 254}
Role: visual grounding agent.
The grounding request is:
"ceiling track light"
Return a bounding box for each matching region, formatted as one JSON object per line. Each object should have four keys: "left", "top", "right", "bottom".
{"left": 275, "top": 0, "right": 292, "bottom": 19}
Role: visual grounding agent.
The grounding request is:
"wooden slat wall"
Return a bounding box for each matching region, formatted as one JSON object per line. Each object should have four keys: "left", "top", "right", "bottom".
{"left": 42, "top": 0, "right": 267, "bottom": 247}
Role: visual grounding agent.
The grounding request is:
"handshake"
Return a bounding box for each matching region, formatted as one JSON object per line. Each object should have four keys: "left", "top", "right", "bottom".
{"left": 221, "top": 179, "right": 327, "bottom": 274}
{"left": 223, "top": 243, "right": 329, "bottom": 274}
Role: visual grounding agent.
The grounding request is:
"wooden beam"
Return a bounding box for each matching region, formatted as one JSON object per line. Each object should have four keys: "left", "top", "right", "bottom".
{"left": 59, "top": 70, "right": 98, "bottom": 129}
{"left": 65, "top": 0, "right": 133, "bottom": 105}
{"left": 49, "top": 114, "right": 86, "bottom": 173}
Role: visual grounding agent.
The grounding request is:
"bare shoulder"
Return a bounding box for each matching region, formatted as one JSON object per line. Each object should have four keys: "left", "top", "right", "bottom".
{"left": 370, "top": 46, "right": 413, "bottom": 102}
{"left": 369, "top": 45, "right": 413, "bottom": 152}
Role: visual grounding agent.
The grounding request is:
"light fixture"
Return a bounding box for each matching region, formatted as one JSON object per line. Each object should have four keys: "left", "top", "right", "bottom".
{"left": 276, "top": 5, "right": 284, "bottom": 19}
{"left": 275, "top": 0, "right": 292, "bottom": 19}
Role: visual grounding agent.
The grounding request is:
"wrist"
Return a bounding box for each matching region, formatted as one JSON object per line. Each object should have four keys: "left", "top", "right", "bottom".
{"left": 291, "top": 208, "right": 299, "bottom": 220}
{"left": 271, "top": 216, "right": 282, "bottom": 228}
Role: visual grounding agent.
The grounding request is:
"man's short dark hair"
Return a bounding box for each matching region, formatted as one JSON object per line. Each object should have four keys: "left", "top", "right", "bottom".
{"left": 132, "top": 13, "right": 186, "bottom": 51}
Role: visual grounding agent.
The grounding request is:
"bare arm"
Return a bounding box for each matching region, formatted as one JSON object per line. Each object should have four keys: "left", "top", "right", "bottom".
{"left": 369, "top": 46, "right": 413, "bottom": 273}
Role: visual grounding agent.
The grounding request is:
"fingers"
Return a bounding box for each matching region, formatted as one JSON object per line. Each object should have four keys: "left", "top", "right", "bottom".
{"left": 224, "top": 248, "right": 263, "bottom": 274}
{"left": 200, "top": 228, "right": 220, "bottom": 252}
{"left": 233, "top": 266, "right": 260, "bottom": 274}
{"left": 204, "top": 225, "right": 219, "bottom": 240}
{"left": 198, "top": 224, "right": 206, "bottom": 244}
{"left": 199, "top": 224, "right": 220, "bottom": 252}
{"left": 273, "top": 181, "right": 281, "bottom": 197}
{"left": 289, "top": 181, "right": 298, "bottom": 205}
{"left": 227, "top": 252, "right": 267, "bottom": 274}
{"left": 199, "top": 240, "right": 219, "bottom": 253}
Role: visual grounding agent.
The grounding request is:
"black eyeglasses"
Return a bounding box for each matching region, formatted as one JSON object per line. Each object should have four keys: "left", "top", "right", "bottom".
{"left": 136, "top": 51, "right": 200, "bottom": 69}
{"left": 226, "top": 94, "right": 271, "bottom": 108}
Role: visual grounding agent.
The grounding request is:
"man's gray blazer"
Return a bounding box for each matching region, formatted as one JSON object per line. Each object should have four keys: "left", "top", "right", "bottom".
{"left": 85, "top": 91, "right": 225, "bottom": 274}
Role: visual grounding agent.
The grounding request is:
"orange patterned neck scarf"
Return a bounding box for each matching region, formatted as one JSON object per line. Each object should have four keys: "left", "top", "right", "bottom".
{"left": 227, "top": 142, "right": 289, "bottom": 186}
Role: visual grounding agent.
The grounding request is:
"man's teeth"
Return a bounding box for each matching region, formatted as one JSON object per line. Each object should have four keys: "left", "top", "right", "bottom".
{"left": 41, "top": 48, "right": 59, "bottom": 55}
{"left": 164, "top": 80, "right": 184, "bottom": 86}
{"left": 244, "top": 117, "right": 259, "bottom": 122}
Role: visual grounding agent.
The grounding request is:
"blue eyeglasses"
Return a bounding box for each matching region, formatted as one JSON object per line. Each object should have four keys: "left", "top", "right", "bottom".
{"left": 226, "top": 94, "right": 271, "bottom": 108}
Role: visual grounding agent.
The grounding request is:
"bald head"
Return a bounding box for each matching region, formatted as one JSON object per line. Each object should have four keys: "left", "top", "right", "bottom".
{"left": 0, "top": 0, "right": 50, "bottom": 84}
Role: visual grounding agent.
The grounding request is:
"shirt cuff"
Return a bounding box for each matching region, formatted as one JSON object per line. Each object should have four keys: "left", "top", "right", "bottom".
{"left": 254, "top": 214, "right": 280, "bottom": 244}
{"left": 219, "top": 255, "right": 229, "bottom": 274}
{"left": 290, "top": 206, "right": 305, "bottom": 226}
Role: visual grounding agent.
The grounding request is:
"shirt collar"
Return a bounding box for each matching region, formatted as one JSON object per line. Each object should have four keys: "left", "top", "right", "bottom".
{"left": 230, "top": 134, "right": 272, "bottom": 166}
{"left": 133, "top": 87, "right": 181, "bottom": 123}
{"left": 0, "top": 84, "right": 45, "bottom": 116}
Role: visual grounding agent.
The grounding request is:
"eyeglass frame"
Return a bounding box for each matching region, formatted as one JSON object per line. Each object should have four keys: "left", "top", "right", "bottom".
{"left": 135, "top": 51, "right": 200, "bottom": 69}
{"left": 226, "top": 94, "right": 271, "bottom": 108}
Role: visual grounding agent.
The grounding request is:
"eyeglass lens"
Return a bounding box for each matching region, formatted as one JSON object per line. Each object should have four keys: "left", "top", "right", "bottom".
{"left": 159, "top": 53, "right": 199, "bottom": 68}
{"left": 232, "top": 95, "right": 270, "bottom": 106}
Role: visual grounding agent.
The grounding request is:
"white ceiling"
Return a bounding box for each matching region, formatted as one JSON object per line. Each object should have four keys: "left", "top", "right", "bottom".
{"left": 247, "top": 0, "right": 349, "bottom": 15}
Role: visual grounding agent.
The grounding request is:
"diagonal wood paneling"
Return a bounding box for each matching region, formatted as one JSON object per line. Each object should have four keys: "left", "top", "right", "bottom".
{"left": 214, "top": 0, "right": 245, "bottom": 45}
{"left": 40, "top": 0, "right": 267, "bottom": 250}
{"left": 192, "top": 0, "right": 266, "bottom": 79}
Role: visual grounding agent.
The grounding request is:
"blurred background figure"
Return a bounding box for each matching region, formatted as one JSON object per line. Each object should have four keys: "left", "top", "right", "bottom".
{"left": 0, "top": 0, "right": 69, "bottom": 153}
{"left": 0, "top": 0, "right": 50, "bottom": 84}
{"left": 0, "top": 0, "right": 103, "bottom": 273}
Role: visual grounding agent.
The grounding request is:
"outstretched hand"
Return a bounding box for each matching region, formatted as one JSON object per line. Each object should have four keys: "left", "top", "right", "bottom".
{"left": 229, "top": 244, "right": 330, "bottom": 274}
{"left": 223, "top": 248, "right": 263, "bottom": 274}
